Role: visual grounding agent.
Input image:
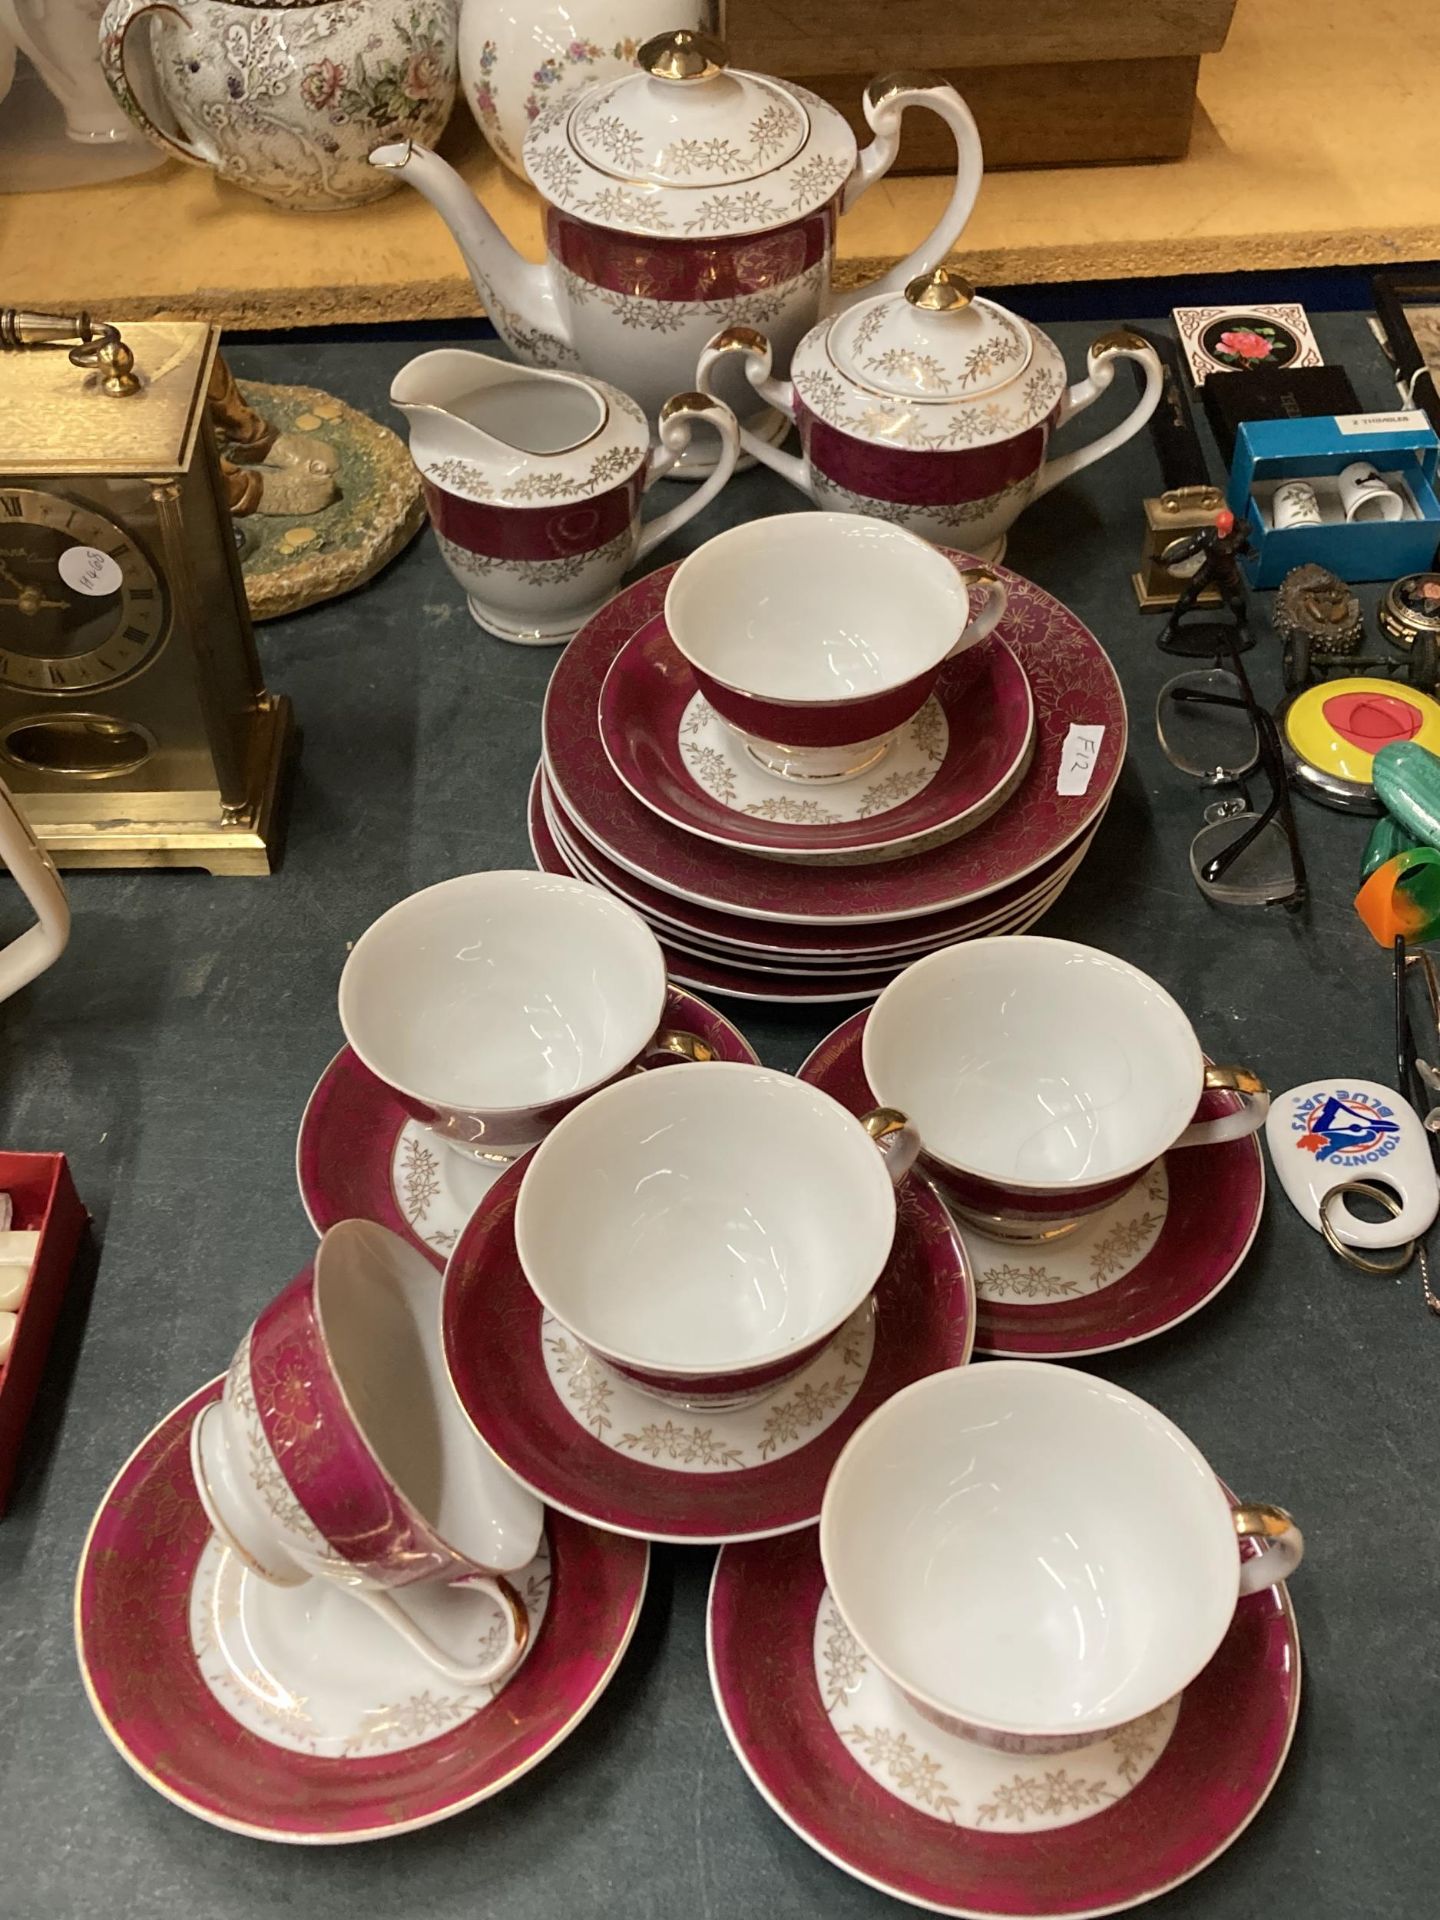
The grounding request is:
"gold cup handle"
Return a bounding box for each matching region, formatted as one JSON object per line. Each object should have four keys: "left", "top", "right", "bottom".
{"left": 1234, "top": 1503, "right": 1305, "bottom": 1596}
{"left": 947, "top": 565, "right": 1009, "bottom": 657}
{"left": 1173, "top": 1065, "right": 1270, "bottom": 1150}
{"left": 861, "top": 1106, "right": 921, "bottom": 1185}
{"left": 100, "top": 0, "right": 221, "bottom": 172}
{"left": 642, "top": 1027, "right": 717, "bottom": 1067}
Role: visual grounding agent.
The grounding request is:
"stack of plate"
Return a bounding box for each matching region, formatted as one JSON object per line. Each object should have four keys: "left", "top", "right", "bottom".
{"left": 532, "top": 560, "right": 1126, "bottom": 1003}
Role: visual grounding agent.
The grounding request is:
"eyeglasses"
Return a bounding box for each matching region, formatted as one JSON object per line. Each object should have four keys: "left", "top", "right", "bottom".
{"left": 1156, "top": 659, "right": 1308, "bottom": 908}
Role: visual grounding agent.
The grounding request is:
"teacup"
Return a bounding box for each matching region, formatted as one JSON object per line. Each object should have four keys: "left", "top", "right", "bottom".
{"left": 338, "top": 870, "right": 712, "bottom": 1162}
{"left": 191, "top": 1220, "right": 546, "bottom": 1685}
{"left": 820, "top": 1360, "right": 1303, "bottom": 1754}
{"left": 862, "top": 934, "right": 1269, "bottom": 1240}
{"left": 514, "top": 1061, "right": 918, "bottom": 1407}
{"left": 663, "top": 513, "right": 1008, "bottom": 783}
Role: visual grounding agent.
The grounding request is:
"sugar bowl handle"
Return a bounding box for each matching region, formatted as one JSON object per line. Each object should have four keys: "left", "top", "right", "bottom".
{"left": 696, "top": 329, "right": 813, "bottom": 495}
{"left": 349, "top": 1574, "right": 530, "bottom": 1687}
{"left": 100, "top": 1, "right": 221, "bottom": 171}
{"left": 1234, "top": 1503, "right": 1304, "bottom": 1596}
{"left": 0, "top": 779, "right": 68, "bottom": 1005}
{"left": 1032, "top": 331, "right": 1164, "bottom": 502}
{"left": 1173, "top": 1065, "right": 1270, "bottom": 1149}
{"left": 836, "top": 75, "right": 984, "bottom": 306}
{"left": 636, "top": 392, "right": 741, "bottom": 559}
{"left": 861, "top": 1106, "right": 921, "bottom": 1185}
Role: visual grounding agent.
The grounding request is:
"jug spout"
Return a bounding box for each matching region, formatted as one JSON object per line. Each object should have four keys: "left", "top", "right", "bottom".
{"left": 370, "top": 141, "right": 573, "bottom": 370}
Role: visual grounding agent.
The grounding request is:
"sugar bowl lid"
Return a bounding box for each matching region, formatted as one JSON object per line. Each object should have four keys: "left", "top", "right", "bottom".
{"left": 829, "top": 268, "right": 1033, "bottom": 401}
{"left": 791, "top": 267, "right": 1067, "bottom": 451}
{"left": 523, "top": 29, "right": 855, "bottom": 239}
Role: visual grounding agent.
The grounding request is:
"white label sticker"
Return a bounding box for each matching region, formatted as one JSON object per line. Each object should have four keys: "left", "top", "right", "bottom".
{"left": 1057, "top": 724, "right": 1105, "bottom": 796}
{"left": 1335, "top": 410, "right": 1428, "bottom": 435}
{"left": 58, "top": 545, "right": 122, "bottom": 598}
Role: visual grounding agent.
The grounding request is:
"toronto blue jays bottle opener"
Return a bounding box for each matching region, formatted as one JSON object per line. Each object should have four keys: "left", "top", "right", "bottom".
{"left": 1265, "top": 1079, "right": 1439, "bottom": 1252}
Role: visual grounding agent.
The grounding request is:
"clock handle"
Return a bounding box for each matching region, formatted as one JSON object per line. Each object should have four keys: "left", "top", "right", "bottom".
{"left": 0, "top": 783, "right": 69, "bottom": 1004}
{"left": 99, "top": 0, "right": 222, "bottom": 174}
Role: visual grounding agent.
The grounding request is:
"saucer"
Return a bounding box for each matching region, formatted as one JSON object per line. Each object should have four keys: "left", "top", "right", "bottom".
{"left": 75, "top": 1378, "right": 649, "bottom": 1842}
{"left": 297, "top": 986, "right": 760, "bottom": 1266}
{"left": 542, "top": 559, "right": 1124, "bottom": 926}
{"left": 539, "top": 768, "right": 1093, "bottom": 964}
{"left": 799, "top": 1011, "right": 1266, "bottom": 1358}
{"left": 538, "top": 766, "right": 1099, "bottom": 961}
{"left": 440, "top": 1160, "right": 975, "bottom": 1544}
{"left": 598, "top": 615, "right": 1034, "bottom": 862}
{"left": 708, "top": 1527, "right": 1300, "bottom": 1917}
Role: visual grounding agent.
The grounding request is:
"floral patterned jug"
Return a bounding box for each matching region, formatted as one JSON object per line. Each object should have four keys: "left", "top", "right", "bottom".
{"left": 99, "top": 0, "right": 459, "bottom": 208}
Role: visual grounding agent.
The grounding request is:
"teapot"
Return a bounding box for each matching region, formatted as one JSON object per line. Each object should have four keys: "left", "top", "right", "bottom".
{"left": 392, "top": 349, "right": 737, "bottom": 643}
{"left": 372, "top": 27, "right": 983, "bottom": 451}
{"left": 696, "top": 267, "right": 1164, "bottom": 558}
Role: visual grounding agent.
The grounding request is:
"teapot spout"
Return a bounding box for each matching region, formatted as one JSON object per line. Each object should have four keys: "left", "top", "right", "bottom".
{"left": 370, "top": 141, "right": 573, "bottom": 369}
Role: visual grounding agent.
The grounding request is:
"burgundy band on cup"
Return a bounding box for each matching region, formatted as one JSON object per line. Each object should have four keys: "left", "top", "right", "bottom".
{"left": 421, "top": 474, "right": 643, "bottom": 562}
{"left": 795, "top": 399, "right": 1054, "bottom": 506}
{"left": 605, "top": 1334, "right": 832, "bottom": 1404}
{"left": 693, "top": 663, "right": 942, "bottom": 752}
{"left": 927, "top": 1158, "right": 1146, "bottom": 1229}
{"left": 248, "top": 1270, "right": 472, "bottom": 1587}
{"left": 546, "top": 206, "right": 835, "bottom": 302}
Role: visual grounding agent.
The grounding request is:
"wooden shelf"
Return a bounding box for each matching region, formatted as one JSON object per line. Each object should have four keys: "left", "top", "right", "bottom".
{"left": 3, "top": 0, "right": 1435, "bottom": 329}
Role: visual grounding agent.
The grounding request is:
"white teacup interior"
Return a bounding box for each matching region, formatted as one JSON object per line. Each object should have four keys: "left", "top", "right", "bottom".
{"left": 338, "top": 872, "right": 666, "bottom": 1110}
{"left": 864, "top": 936, "right": 1204, "bottom": 1186}
{"left": 821, "top": 1362, "right": 1237, "bottom": 1734}
{"left": 665, "top": 514, "right": 970, "bottom": 701}
{"left": 515, "top": 1062, "right": 897, "bottom": 1372}
{"left": 316, "top": 1221, "right": 543, "bottom": 1572}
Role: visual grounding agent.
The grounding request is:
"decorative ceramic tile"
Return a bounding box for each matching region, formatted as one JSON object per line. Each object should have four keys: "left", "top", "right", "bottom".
{"left": 964, "top": 1163, "right": 1170, "bottom": 1306}
{"left": 542, "top": 1305, "right": 875, "bottom": 1472}
{"left": 1171, "top": 305, "right": 1323, "bottom": 385}
{"left": 813, "top": 1592, "right": 1178, "bottom": 1833}
{"left": 189, "top": 1534, "right": 552, "bottom": 1760}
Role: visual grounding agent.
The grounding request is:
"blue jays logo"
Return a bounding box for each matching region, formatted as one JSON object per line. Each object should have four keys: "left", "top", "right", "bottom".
{"left": 1291, "top": 1088, "right": 1401, "bottom": 1165}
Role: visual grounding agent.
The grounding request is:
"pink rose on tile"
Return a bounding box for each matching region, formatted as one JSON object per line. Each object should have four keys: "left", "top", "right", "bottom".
{"left": 1217, "top": 329, "right": 1273, "bottom": 361}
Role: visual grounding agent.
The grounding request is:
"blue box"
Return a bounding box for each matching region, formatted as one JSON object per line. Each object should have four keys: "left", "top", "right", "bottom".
{"left": 1225, "top": 409, "right": 1440, "bottom": 588}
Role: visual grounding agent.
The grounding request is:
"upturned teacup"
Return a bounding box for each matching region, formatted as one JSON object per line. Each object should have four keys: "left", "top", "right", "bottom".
{"left": 862, "top": 934, "right": 1270, "bottom": 1240}
{"left": 191, "top": 1220, "right": 545, "bottom": 1685}
{"left": 514, "top": 1061, "right": 918, "bottom": 1407}
{"left": 663, "top": 513, "right": 1008, "bottom": 783}
{"left": 338, "top": 870, "right": 711, "bottom": 1162}
{"left": 820, "top": 1360, "right": 1303, "bottom": 1754}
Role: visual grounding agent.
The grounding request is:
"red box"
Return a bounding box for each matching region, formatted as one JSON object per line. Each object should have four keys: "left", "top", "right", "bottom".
{"left": 0, "top": 1154, "right": 86, "bottom": 1516}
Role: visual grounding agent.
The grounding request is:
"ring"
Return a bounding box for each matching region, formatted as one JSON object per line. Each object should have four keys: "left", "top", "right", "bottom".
{"left": 1318, "top": 1181, "right": 1414, "bottom": 1274}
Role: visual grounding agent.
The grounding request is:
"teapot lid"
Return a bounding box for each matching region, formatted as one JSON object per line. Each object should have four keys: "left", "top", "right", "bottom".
{"left": 791, "top": 268, "right": 1068, "bottom": 450}
{"left": 523, "top": 29, "right": 855, "bottom": 239}
{"left": 829, "top": 269, "right": 1033, "bottom": 400}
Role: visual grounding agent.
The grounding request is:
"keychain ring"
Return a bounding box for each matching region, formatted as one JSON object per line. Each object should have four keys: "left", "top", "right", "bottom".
{"left": 1318, "top": 1181, "right": 1415, "bottom": 1273}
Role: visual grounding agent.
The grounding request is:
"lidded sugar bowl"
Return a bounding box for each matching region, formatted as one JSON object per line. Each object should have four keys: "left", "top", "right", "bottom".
{"left": 698, "top": 267, "right": 1164, "bottom": 555}
{"left": 372, "top": 28, "right": 984, "bottom": 444}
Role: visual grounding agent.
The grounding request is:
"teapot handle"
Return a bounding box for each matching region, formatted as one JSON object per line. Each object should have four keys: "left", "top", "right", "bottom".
{"left": 100, "top": 0, "right": 220, "bottom": 171}
{"left": 635, "top": 393, "right": 742, "bottom": 560}
{"left": 0, "top": 781, "right": 69, "bottom": 1005}
{"left": 695, "top": 329, "right": 813, "bottom": 496}
{"left": 1031, "top": 332, "right": 1164, "bottom": 503}
{"left": 835, "top": 75, "right": 984, "bottom": 307}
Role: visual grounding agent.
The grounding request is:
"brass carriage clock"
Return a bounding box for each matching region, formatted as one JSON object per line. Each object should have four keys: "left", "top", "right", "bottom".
{"left": 0, "top": 312, "right": 292, "bottom": 873}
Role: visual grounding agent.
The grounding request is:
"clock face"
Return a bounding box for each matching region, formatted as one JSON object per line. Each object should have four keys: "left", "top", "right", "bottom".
{"left": 0, "top": 488, "right": 167, "bottom": 693}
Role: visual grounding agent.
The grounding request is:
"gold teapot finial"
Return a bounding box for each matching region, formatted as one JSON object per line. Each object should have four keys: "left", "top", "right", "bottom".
{"left": 637, "top": 27, "right": 727, "bottom": 82}
{"left": 905, "top": 267, "right": 975, "bottom": 314}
